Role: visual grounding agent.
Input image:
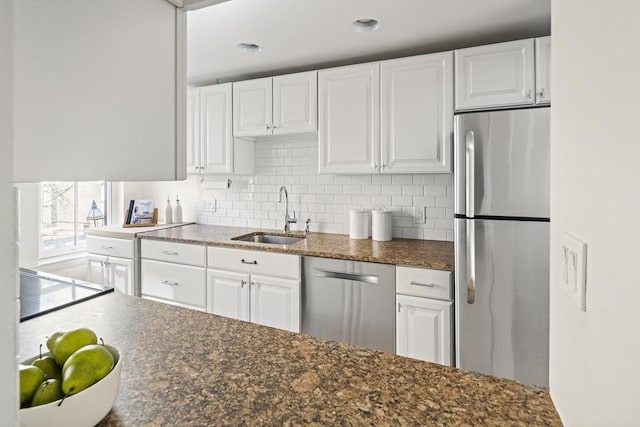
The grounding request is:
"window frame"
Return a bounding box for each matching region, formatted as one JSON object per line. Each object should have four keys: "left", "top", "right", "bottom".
{"left": 38, "top": 181, "right": 109, "bottom": 260}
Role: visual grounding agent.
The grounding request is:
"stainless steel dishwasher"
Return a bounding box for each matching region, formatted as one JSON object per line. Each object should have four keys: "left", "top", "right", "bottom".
{"left": 301, "top": 256, "right": 395, "bottom": 353}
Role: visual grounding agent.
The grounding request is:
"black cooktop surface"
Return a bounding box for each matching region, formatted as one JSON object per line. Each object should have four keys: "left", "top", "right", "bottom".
{"left": 20, "top": 268, "right": 114, "bottom": 321}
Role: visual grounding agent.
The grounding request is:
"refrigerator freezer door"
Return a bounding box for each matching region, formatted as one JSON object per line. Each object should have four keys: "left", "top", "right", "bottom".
{"left": 454, "top": 108, "right": 550, "bottom": 218}
{"left": 455, "top": 218, "right": 549, "bottom": 387}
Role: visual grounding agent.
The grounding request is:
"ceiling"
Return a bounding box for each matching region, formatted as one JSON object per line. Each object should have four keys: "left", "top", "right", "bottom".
{"left": 187, "top": 0, "right": 550, "bottom": 85}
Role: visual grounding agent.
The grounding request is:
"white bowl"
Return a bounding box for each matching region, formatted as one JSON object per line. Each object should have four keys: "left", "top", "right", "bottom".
{"left": 19, "top": 344, "right": 122, "bottom": 427}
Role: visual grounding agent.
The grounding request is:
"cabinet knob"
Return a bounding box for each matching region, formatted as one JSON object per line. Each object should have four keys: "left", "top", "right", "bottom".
{"left": 381, "top": 163, "right": 386, "bottom": 170}
{"left": 266, "top": 124, "right": 271, "bottom": 130}
{"left": 526, "top": 89, "right": 533, "bottom": 100}
{"left": 374, "top": 163, "right": 379, "bottom": 170}
{"left": 538, "top": 88, "right": 546, "bottom": 100}
{"left": 241, "top": 280, "right": 247, "bottom": 288}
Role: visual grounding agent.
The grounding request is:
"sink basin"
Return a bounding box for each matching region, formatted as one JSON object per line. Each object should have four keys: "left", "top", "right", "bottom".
{"left": 232, "top": 232, "right": 305, "bottom": 245}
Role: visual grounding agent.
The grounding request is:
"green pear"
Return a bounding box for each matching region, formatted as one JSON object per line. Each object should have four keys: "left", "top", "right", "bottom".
{"left": 62, "top": 344, "right": 114, "bottom": 396}
{"left": 30, "top": 379, "right": 63, "bottom": 407}
{"left": 46, "top": 331, "right": 65, "bottom": 354}
{"left": 52, "top": 328, "right": 98, "bottom": 367}
{"left": 32, "top": 356, "right": 61, "bottom": 381}
{"left": 19, "top": 364, "right": 45, "bottom": 407}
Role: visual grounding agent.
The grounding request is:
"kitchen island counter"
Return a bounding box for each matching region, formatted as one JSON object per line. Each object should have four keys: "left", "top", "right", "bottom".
{"left": 139, "top": 224, "right": 454, "bottom": 271}
{"left": 19, "top": 293, "right": 561, "bottom": 426}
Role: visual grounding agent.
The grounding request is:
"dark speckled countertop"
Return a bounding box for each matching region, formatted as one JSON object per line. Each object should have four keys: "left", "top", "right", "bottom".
{"left": 138, "top": 224, "right": 454, "bottom": 271}
{"left": 19, "top": 294, "right": 561, "bottom": 426}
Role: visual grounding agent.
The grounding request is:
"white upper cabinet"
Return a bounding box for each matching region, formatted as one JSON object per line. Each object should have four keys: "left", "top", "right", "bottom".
{"left": 273, "top": 72, "right": 318, "bottom": 134}
{"left": 233, "top": 78, "right": 273, "bottom": 137}
{"left": 318, "top": 63, "right": 380, "bottom": 174}
{"left": 455, "top": 39, "right": 535, "bottom": 111}
{"left": 380, "top": 52, "right": 453, "bottom": 173}
{"left": 13, "top": 0, "right": 186, "bottom": 182}
{"left": 233, "top": 71, "right": 317, "bottom": 138}
{"left": 200, "top": 84, "right": 233, "bottom": 174}
{"left": 186, "top": 87, "right": 201, "bottom": 174}
{"left": 188, "top": 84, "right": 254, "bottom": 175}
{"left": 535, "top": 36, "right": 552, "bottom": 104}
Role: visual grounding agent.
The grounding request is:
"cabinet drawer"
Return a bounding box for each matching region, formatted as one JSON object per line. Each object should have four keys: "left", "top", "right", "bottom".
{"left": 141, "top": 259, "right": 206, "bottom": 308}
{"left": 208, "top": 247, "right": 300, "bottom": 280}
{"left": 396, "top": 266, "right": 452, "bottom": 300}
{"left": 141, "top": 239, "right": 206, "bottom": 267}
{"left": 86, "top": 236, "right": 134, "bottom": 258}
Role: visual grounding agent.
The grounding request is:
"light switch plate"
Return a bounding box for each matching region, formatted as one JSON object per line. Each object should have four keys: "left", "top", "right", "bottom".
{"left": 413, "top": 206, "right": 426, "bottom": 224}
{"left": 560, "top": 232, "right": 587, "bottom": 311}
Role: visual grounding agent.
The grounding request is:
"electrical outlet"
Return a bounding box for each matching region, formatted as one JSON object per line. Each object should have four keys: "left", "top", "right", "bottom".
{"left": 413, "top": 206, "right": 426, "bottom": 224}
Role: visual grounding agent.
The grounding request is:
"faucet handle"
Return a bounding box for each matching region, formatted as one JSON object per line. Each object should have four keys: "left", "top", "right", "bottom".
{"left": 290, "top": 210, "right": 297, "bottom": 223}
{"left": 305, "top": 218, "right": 311, "bottom": 235}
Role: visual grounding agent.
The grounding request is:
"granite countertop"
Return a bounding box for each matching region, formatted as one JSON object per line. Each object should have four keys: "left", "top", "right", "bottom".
{"left": 19, "top": 293, "right": 561, "bottom": 426}
{"left": 85, "top": 223, "right": 195, "bottom": 239}
{"left": 138, "top": 224, "right": 454, "bottom": 271}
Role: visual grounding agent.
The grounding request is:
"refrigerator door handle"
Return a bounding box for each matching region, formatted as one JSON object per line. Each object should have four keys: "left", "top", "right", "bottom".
{"left": 467, "top": 219, "right": 476, "bottom": 304}
{"left": 465, "top": 131, "right": 475, "bottom": 218}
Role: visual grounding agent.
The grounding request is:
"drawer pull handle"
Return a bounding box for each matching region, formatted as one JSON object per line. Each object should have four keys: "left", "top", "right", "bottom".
{"left": 161, "top": 280, "right": 179, "bottom": 286}
{"left": 161, "top": 251, "right": 179, "bottom": 256}
{"left": 100, "top": 245, "right": 113, "bottom": 249}
{"left": 410, "top": 281, "right": 436, "bottom": 288}
{"left": 241, "top": 259, "right": 258, "bottom": 265}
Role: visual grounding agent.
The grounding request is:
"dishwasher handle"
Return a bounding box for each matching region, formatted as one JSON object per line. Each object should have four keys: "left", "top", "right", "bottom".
{"left": 313, "top": 268, "right": 379, "bottom": 285}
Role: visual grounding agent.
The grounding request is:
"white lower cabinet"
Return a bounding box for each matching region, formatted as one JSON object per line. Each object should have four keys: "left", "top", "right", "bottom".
{"left": 207, "top": 269, "right": 250, "bottom": 322}
{"left": 250, "top": 274, "right": 300, "bottom": 332}
{"left": 86, "top": 236, "right": 136, "bottom": 296}
{"left": 396, "top": 294, "right": 452, "bottom": 366}
{"left": 88, "top": 254, "right": 135, "bottom": 297}
{"left": 140, "top": 240, "right": 207, "bottom": 311}
{"left": 395, "top": 265, "right": 453, "bottom": 366}
{"left": 207, "top": 247, "right": 301, "bottom": 333}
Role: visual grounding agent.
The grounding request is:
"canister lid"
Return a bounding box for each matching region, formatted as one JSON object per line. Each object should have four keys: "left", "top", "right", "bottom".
{"left": 372, "top": 206, "right": 391, "bottom": 215}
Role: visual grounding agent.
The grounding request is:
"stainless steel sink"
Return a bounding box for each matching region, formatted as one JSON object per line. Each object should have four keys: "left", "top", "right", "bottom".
{"left": 231, "top": 232, "right": 305, "bottom": 245}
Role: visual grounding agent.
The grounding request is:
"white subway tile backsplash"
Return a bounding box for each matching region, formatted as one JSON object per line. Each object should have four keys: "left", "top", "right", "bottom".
{"left": 196, "top": 139, "right": 453, "bottom": 241}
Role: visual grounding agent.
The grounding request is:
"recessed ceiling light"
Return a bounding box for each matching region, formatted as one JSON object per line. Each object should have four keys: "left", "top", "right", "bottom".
{"left": 237, "top": 43, "right": 261, "bottom": 53}
{"left": 351, "top": 18, "right": 380, "bottom": 32}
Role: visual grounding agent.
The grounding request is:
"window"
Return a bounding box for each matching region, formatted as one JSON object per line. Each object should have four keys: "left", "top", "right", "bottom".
{"left": 40, "top": 181, "right": 107, "bottom": 258}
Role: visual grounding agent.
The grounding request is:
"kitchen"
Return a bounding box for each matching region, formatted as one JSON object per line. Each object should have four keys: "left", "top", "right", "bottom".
{"left": 1, "top": 2, "right": 633, "bottom": 424}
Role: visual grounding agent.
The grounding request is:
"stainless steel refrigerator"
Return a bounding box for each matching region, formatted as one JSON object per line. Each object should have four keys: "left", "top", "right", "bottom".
{"left": 454, "top": 107, "right": 550, "bottom": 387}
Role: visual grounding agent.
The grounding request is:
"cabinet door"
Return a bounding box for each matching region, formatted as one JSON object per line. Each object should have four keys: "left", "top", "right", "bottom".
{"left": 273, "top": 71, "right": 317, "bottom": 135}
{"left": 186, "top": 87, "right": 201, "bottom": 174}
{"left": 206, "top": 269, "right": 250, "bottom": 322}
{"left": 105, "top": 256, "right": 134, "bottom": 296}
{"left": 396, "top": 294, "right": 452, "bottom": 366}
{"left": 233, "top": 77, "right": 272, "bottom": 137}
{"left": 87, "top": 255, "right": 108, "bottom": 286}
{"left": 455, "top": 39, "right": 535, "bottom": 111}
{"left": 318, "top": 63, "right": 379, "bottom": 174}
{"left": 250, "top": 274, "right": 300, "bottom": 333}
{"left": 535, "top": 36, "right": 551, "bottom": 105}
{"left": 381, "top": 53, "right": 453, "bottom": 174}
{"left": 200, "top": 83, "right": 233, "bottom": 174}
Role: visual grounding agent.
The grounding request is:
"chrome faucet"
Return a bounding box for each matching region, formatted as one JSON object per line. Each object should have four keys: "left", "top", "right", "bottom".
{"left": 278, "top": 185, "right": 297, "bottom": 232}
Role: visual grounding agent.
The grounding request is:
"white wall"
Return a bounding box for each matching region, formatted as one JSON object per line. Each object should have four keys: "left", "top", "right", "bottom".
{"left": 196, "top": 137, "right": 454, "bottom": 239}
{"left": 0, "top": 1, "right": 18, "bottom": 423}
{"left": 122, "top": 176, "right": 199, "bottom": 224}
{"left": 550, "top": 1, "right": 640, "bottom": 424}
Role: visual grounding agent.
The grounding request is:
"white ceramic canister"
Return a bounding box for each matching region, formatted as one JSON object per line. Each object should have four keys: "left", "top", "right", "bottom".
{"left": 372, "top": 206, "right": 392, "bottom": 241}
{"left": 349, "top": 207, "right": 370, "bottom": 239}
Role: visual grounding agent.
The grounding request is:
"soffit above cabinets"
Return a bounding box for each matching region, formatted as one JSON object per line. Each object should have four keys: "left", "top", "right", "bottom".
{"left": 187, "top": 0, "right": 550, "bottom": 85}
